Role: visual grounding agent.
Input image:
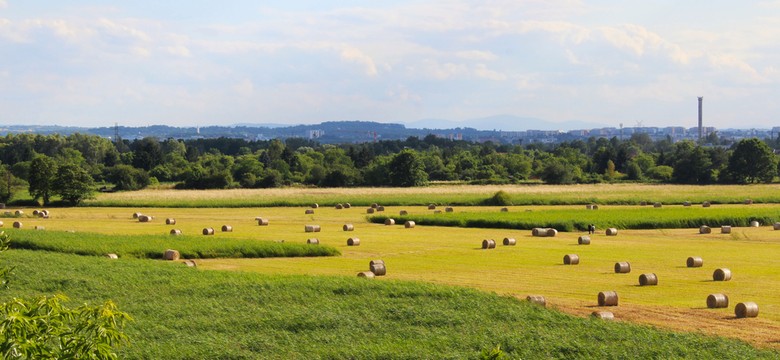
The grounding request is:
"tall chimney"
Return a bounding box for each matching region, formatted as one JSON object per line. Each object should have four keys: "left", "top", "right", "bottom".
{"left": 698, "top": 96, "right": 703, "bottom": 141}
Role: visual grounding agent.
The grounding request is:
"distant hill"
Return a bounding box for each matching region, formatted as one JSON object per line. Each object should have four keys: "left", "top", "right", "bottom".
{"left": 407, "top": 115, "right": 607, "bottom": 131}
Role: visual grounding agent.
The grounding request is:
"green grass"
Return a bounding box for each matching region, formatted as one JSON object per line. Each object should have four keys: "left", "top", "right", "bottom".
{"left": 1, "top": 249, "right": 776, "bottom": 359}
{"left": 370, "top": 205, "right": 780, "bottom": 231}
{"left": 5, "top": 229, "right": 339, "bottom": 259}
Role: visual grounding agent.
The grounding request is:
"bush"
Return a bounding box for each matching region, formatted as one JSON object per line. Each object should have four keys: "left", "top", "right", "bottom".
{"left": 483, "top": 190, "right": 513, "bottom": 206}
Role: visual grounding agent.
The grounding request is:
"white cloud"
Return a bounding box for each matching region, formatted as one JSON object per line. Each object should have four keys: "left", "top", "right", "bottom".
{"left": 0, "top": 0, "right": 6, "bottom": 9}
{"left": 165, "top": 44, "right": 191, "bottom": 57}
{"left": 339, "top": 46, "right": 378, "bottom": 77}
{"left": 473, "top": 64, "right": 506, "bottom": 81}
{"left": 456, "top": 50, "right": 498, "bottom": 61}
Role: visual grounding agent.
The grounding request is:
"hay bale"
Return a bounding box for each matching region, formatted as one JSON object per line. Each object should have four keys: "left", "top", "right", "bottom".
{"left": 0, "top": 221, "right": 3, "bottom": 227}
{"left": 750, "top": 220, "right": 760, "bottom": 227}
{"left": 304, "top": 225, "right": 321, "bottom": 232}
{"left": 257, "top": 218, "right": 269, "bottom": 226}
{"left": 132, "top": 212, "right": 142, "bottom": 219}
{"left": 384, "top": 218, "right": 396, "bottom": 225}
{"left": 563, "top": 254, "right": 579, "bottom": 265}
{"left": 774, "top": 222, "right": 780, "bottom": 230}
{"left": 371, "top": 203, "right": 379, "bottom": 209}
{"left": 591, "top": 311, "right": 614, "bottom": 320}
{"left": 221, "top": 225, "right": 233, "bottom": 232}
{"left": 585, "top": 204, "right": 593, "bottom": 210}
{"left": 105, "top": 253, "right": 118, "bottom": 259}
{"left": 578, "top": 236, "right": 590, "bottom": 245}
{"left": 531, "top": 228, "right": 543, "bottom": 236}
{"left": 12, "top": 221, "right": 21, "bottom": 229}
{"left": 526, "top": 295, "right": 546, "bottom": 307}
{"left": 606, "top": 228, "right": 618, "bottom": 236}
{"left": 347, "top": 237, "right": 360, "bottom": 246}
{"left": 481, "top": 239, "right": 496, "bottom": 249}
{"left": 34, "top": 226, "right": 44, "bottom": 230}
{"left": 500, "top": 207, "right": 509, "bottom": 212}
{"left": 165, "top": 218, "right": 176, "bottom": 225}
{"left": 702, "top": 201, "right": 711, "bottom": 207}
{"left": 343, "top": 224, "right": 354, "bottom": 231}
{"left": 744, "top": 199, "right": 753, "bottom": 205}
{"left": 335, "top": 203, "right": 343, "bottom": 209}
{"left": 686, "top": 256, "right": 703, "bottom": 268}
{"left": 377, "top": 206, "right": 385, "bottom": 212}
{"left": 683, "top": 201, "right": 691, "bottom": 207}
{"left": 640, "top": 201, "right": 647, "bottom": 206}
{"left": 39, "top": 210, "right": 49, "bottom": 218}
{"left": 404, "top": 221, "right": 415, "bottom": 228}
{"left": 13, "top": 210, "right": 22, "bottom": 216}
{"left": 163, "top": 249, "right": 180, "bottom": 261}
{"left": 357, "top": 271, "right": 375, "bottom": 278}
{"left": 598, "top": 291, "right": 618, "bottom": 306}
{"left": 369, "top": 259, "right": 384, "bottom": 266}
{"left": 699, "top": 225, "right": 711, "bottom": 234}
{"left": 445, "top": 207, "right": 454, "bottom": 213}
{"left": 428, "top": 204, "right": 436, "bottom": 210}
{"left": 713, "top": 268, "right": 731, "bottom": 281}
{"left": 399, "top": 210, "right": 408, "bottom": 216}
{"left": 706, "top": 293, "right": 729, "bottom": 308}
{"left": 32, "top": 210, "right": 40, "bottom": 216}
{"left": 138, "top": 215, "right": 152, "bottom": 222}
{"left": 721, "top": 225, "right": 731, "bottom": 234}
{"left": 502, "top": 237, "right": 516, "bottom": 246}
{"left": 305, "top": 209, "right": 315, "bottom": 214}
{"left": 366, "top": 208, "right": 375, "bottom": 214}
{"left": 170, "top": 229, "right": 182, "bottom": 236}
{"left": 653, "top": 202, "right": 662, "bottom": 208}
{"left": 614, "top": 262, "right": 631, "bottom": 273}
{"left": 182, "top": 260, "right": 197, "bottom": 267}
{"left": 202, "top": 227, "right": 214, "bottom": 235}
{"left": 344, "top": 203, "right": 351, "bottom": 208}
{"left": 312, "top": 203, "right": 319, "bottom": 209}
{"left": 546, "top": 228, "right": 558, "bottom": 237}
{"left": 735, "top": 302, "right": 758, "bottom": 318}
{"left": 370, "top": 262, "right": 386, "bottom": 276}
{"left": 639, "top": 273, "right": 658, "bottom": 286}
{"left": 306, "top": 238, "right": 319, "bottom": 245}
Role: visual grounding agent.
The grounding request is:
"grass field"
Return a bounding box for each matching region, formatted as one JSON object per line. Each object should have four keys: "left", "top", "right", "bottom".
{"left": 6, "top": 204, "right": 780, "bottom": 349}
{"left": 82, "top": 183, "right": 780, "bottom": 207}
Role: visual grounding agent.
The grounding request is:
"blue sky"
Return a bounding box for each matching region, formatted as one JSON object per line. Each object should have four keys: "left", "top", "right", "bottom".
{"left": 1, "top": 1, "right": 779, "bottom": 129}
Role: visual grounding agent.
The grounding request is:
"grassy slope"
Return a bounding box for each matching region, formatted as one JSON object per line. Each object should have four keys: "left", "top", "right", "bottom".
{"left": 1, "top": 250, "right": 776, "bottom": 359}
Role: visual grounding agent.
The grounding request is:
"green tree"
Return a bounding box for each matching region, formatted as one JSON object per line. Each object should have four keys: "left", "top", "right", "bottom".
{"left": 539, "top": 158, "right": 581, "bottom": 184}
{"left": 388, "top": 149, "right": 427, "bottom": 187}
{"left": 724, "top": 138, "right": 777, "bottom": 183}
{"left": 28, "top": 155, "right": 58, "bottom": 205}
{"left": 106, "top": 165, "right": 150, "bottom": 191}
{"left": 671, "top": 141, "right": 713, "bottom": 184}
{"left": 53, "top": 163, "right": 95, "bottom": 205}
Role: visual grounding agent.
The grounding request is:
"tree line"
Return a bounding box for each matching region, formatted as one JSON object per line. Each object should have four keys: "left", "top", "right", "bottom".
{"left": 0, "top": 132, "right": 777, "bottom": 205}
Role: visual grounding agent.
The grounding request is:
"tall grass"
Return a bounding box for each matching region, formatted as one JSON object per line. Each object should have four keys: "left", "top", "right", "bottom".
{"left": 1, "top": 250, "right": 775, "bottom": 359}
{"left": 6, "top": 229, "right": 339, "bottom": 259}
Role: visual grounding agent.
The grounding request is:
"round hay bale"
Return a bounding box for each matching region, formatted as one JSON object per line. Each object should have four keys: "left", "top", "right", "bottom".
{"left": 170, "top": 229, "right": 182, "bottom": 236}
{"left": 39, "top": 210, "right": 49, "bottom": 218}
{"left": 614, "top": 262, "right": 631, "bottom": 273}
{"left": 750, "top": 220, "right": 760, "bottom": 227}
{"left": 306, "top": 238, "right": 319, "bottom": 244}
{"left": 202, "top": 227, "right": 214, "bottom": 235}
{"left": 598, "top": 291, "right": 619, "bottom": 306}
{"left": 428, "top": 204, "right": 436, "bottom": 210}
{"left": 683, "top": 201, "right": 691, "bottom": 207}
{"left": 12, "top": 221, "right": 21, "bottom": 229}
{"left": 721, "top": 225, "right": 731, "bottom": 234}
{"left": 0, "top": 221, "right": 3, "bottom": 227}
{"left": 257, "top": 218, "right": 269, "bottom": 226}
{"left": 640, "top": 201, "right": 647, "bottom": 206}
{"left": 606, "top": 228, "right": 618, "bottom": 236}
{"left": 335, "top": 203, "right": 343, "bottom": 209}
{"left": 105, "top": 253, "right": 118, "bottom": 259}
{"left": 34, "top": 225, "right": 44, "bottom": 230}
{"left": 366, "top": 208, "right": 375, "bottom": 214}
{"left": 744, "top": 199, "right": 753, "bottom": 205}
{"left": 592, "top": 205, "right": 599, "bottom": 210}
{"left": 384, "top": 218, "right": 396, "bottom": 225}
{"left": 305, "top": 209, "right": 315, "bottom": 215}
{"left": 370, "top": 263, "right": 386, "bottom": 276}
{"left": 357, "top": 271, "right": 375, "bottom": 278}
{"left": 132, "top": 212, "right": 142, "bottom": 219}
{"left": 702, "top": 201, "right": 711, "bottom": 207}
{"left": 500, "top": 207, "right": 509, "bottom": 212}
{"left": 182, "top": 260, "right": 197, "bottom": 267}
{"left": 311, "top": 203, "right": 319, "bottom": 209}
{"left": 591, "top": 311, "right": 614, "bottom": 320}
{"left": 347, "top": 237, "right": 360, "bottom": 246}
{"left": 546, "top": 228, "right": 558, "bottom": 237}
{"left": 164, "top": 218, "right": 175, "bottom": 225}
{"left": 481, "top": 239, "right": 496, "bottom": 249}
{"left": 404, "top": 221, "right": 415, "bottom": 228}
{"left": 503, "top": 237, "right": 516, "bottom": 246}
{"left": 713, "top": 268, "right": 731, "bottom": 281}
{"left": 399, "top": 210, "right": 408, "bottom": 216}
{"left": 639, "top": 273, "right": 658, "bottom": 286}
{"left": 531, "top": 228, "right": 543, "bottom": 237}
{"left": 526, "top": 295, "right": 546, "bottom": 307}
{"left": 774, "top": 222, "right": 780, "bottom": 230}
{"left": 563, "top": 254, "right": 579, "bottom": 265}
{"left": 13, "top": 210, "right": 22, "bottom": 216}
{"left": 371, "top": 203, "right": 379, "bottom": 209}
{"left": 686, "top": 256, "right": 703, "bottom": 268}
{"left": 706, "top": 293, "right": 729, "bottom": 308}
{"left": 221, "top": 225, "right": 233, "bottom": 232}
{"left": 304, "top": 225, "right": 321, "bottom": 233}
{"left": 369, "top": 259, "right": 384, "bottom": 266}
{"left": 32, "top": 210, "right": 40, "bottom": 216}
{"left": 163, "top": 249, "right": 180, "bottom": 261}
{"left": 138, "top": 215, "right": 152, "bottom": 222}
{"left": 578, "top": 236, "right": 590, "bottom": 245}
{"left": 735, "top": 302, "right": 759, "bottom": 318}
{"left": 585, "top": 204, "right": 593, "bottom": 210}
{"left": 344, "top": 203, "right": 351, "bottom": 208}
{"left": 376, "top": 206, "right": 385, "bottom": 212}
{"left": 699, "top": 225, "right": 711, "bottom": 234}
{"left": 343, "top": 224, "right": 354, "bottom": 231}
{"left": 445, "top": 207, "right": 454, "bottom": 213}
{"left": 653, "top": 202, "right": 662, "bottom": 208}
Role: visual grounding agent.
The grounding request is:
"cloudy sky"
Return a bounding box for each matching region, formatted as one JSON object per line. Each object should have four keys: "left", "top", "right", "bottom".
{"left": 1, "top": 1, "right": 779, "bottom": 130}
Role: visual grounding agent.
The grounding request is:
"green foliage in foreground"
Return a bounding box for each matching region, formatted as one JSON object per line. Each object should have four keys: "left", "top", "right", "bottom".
{"left": 6, "top": 230, "right": 339, "bottom": 259}
{"left": 371, "top": 206, "right": 780, "bottom": 231}
{"left": 2, "top": 250, "right": 777, "bottom": 359}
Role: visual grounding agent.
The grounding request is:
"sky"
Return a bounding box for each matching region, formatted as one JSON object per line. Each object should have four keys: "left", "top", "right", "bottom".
{"left": 1, "top": 1, "right": 780, "bottom": 130}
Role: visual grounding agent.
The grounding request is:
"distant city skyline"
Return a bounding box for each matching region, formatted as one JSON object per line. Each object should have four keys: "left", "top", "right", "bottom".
{"left": 1, "top": 1, "right": 780, "bottom": 130}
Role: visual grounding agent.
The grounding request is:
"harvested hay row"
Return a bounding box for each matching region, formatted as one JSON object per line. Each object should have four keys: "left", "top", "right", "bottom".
{"left": 578, "top": 236, "right": 590, "bottom": 245}
{"left": 366, "top": 208, "right": 375, "bottom": 214}
{"left": 614, "top": 262, "right": 631, "bottom": 273}
{"left": 370, "top": 262, "right": 386, "bottom": 276}
{"left": 404, "top": 221, "right": 415, "bottom": 228}
{"left": 598, "top": 291, "right": 618, "bottom": 306}
{"left": 183, "top": 260, "right": 197, "bottom": 267}
{"left": 347, "top": 238, "right": 360, "bottom": 246}
{"left": 502, "top": 237, "right": 516, "bottom": 246}
{"left": 306, "top": 238, "right": 319, "bottom": 245}
{"left": 591, "top": 311, "right": 614, "bottom": 320}
{"left": 304, "top": 225, "right": 321, "bottom": 233}
{"left": 12, "top": 221, "right": 21, "bottom": 229}
{"left": 399, "top": 210, "right": 408, "bottom": 216}
{"left": 606, "top": 228, "right": 618, "bottom": 236}
{"left": 639, "top": 273, "right": 658, "bottom": 286}
{"left": 526, "top": 295, "right": 546, "bottom": 307}
{"left": 384, "top": 218, "right": 395, "bottom": 225}
{"left": 163, "top": 249, "right": 180, "bottom": 261}
{"left": 305, "top": 209, "right": 315, "bottom": 215}
{"left": 713, "top": 268, "right": 732, "bottom": 281}
{"left": 699, "top": 225, "right": 711, "bottom": 234}
{"left": 202, "top": 228, "right": 215, "bottom": 235}
{"left": 686, "top": 256, "right": 703, "bottom": 268}
{"left": 735, "top": 302, "right": 759, "bottom": 318}
{"left": 721, "top": 225, "right": 732, "bottom": 234}
{"left": 165, "top": 218, "right": 176, "bottom": 225}
{"left": 105, "top": 253, "right": 119, "bottom": 259}
{"left": 170, "top": 229, "right": 182, "bottom": 236}
{"left": 357, "top": 271, "right": 374, "bottom": 278}
{"left": 707, "top": 294, "right": 729, "bottom": 308}
{"left": 221, "top": 225, "right": 233, "bottom": 232}
{"left": 343, "top": 224, "right": 354, "bottom": 231}
{"left": 481, "top": 239, "right": 496, "bottom": 249}
{"left": 138, "top": 215, "right": 152, "bottom": 222}
{"left": 257, "top": 218, "right": 269, "bottom": 226}
{"left": 563, "top": 254, "right": 579, "bottom": 265}
{"left": 750, "top": 220, "right": 760, "bottom": 227}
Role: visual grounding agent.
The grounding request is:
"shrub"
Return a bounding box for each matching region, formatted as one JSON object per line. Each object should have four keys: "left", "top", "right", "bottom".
{"left": 484, "top": 190, "right": 513, "bottom": 206}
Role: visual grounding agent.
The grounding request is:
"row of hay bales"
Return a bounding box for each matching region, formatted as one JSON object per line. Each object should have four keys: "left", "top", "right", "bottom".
{"left": 698, "top": 221, "right": 777, "bottom": 234}
{"left": 481, "top": 238, "right": 517, "bottom": 249}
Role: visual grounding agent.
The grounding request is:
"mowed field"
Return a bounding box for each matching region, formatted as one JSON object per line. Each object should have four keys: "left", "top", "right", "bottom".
{"left": 8, "top": 201, "right": 780, "bottom": 348}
